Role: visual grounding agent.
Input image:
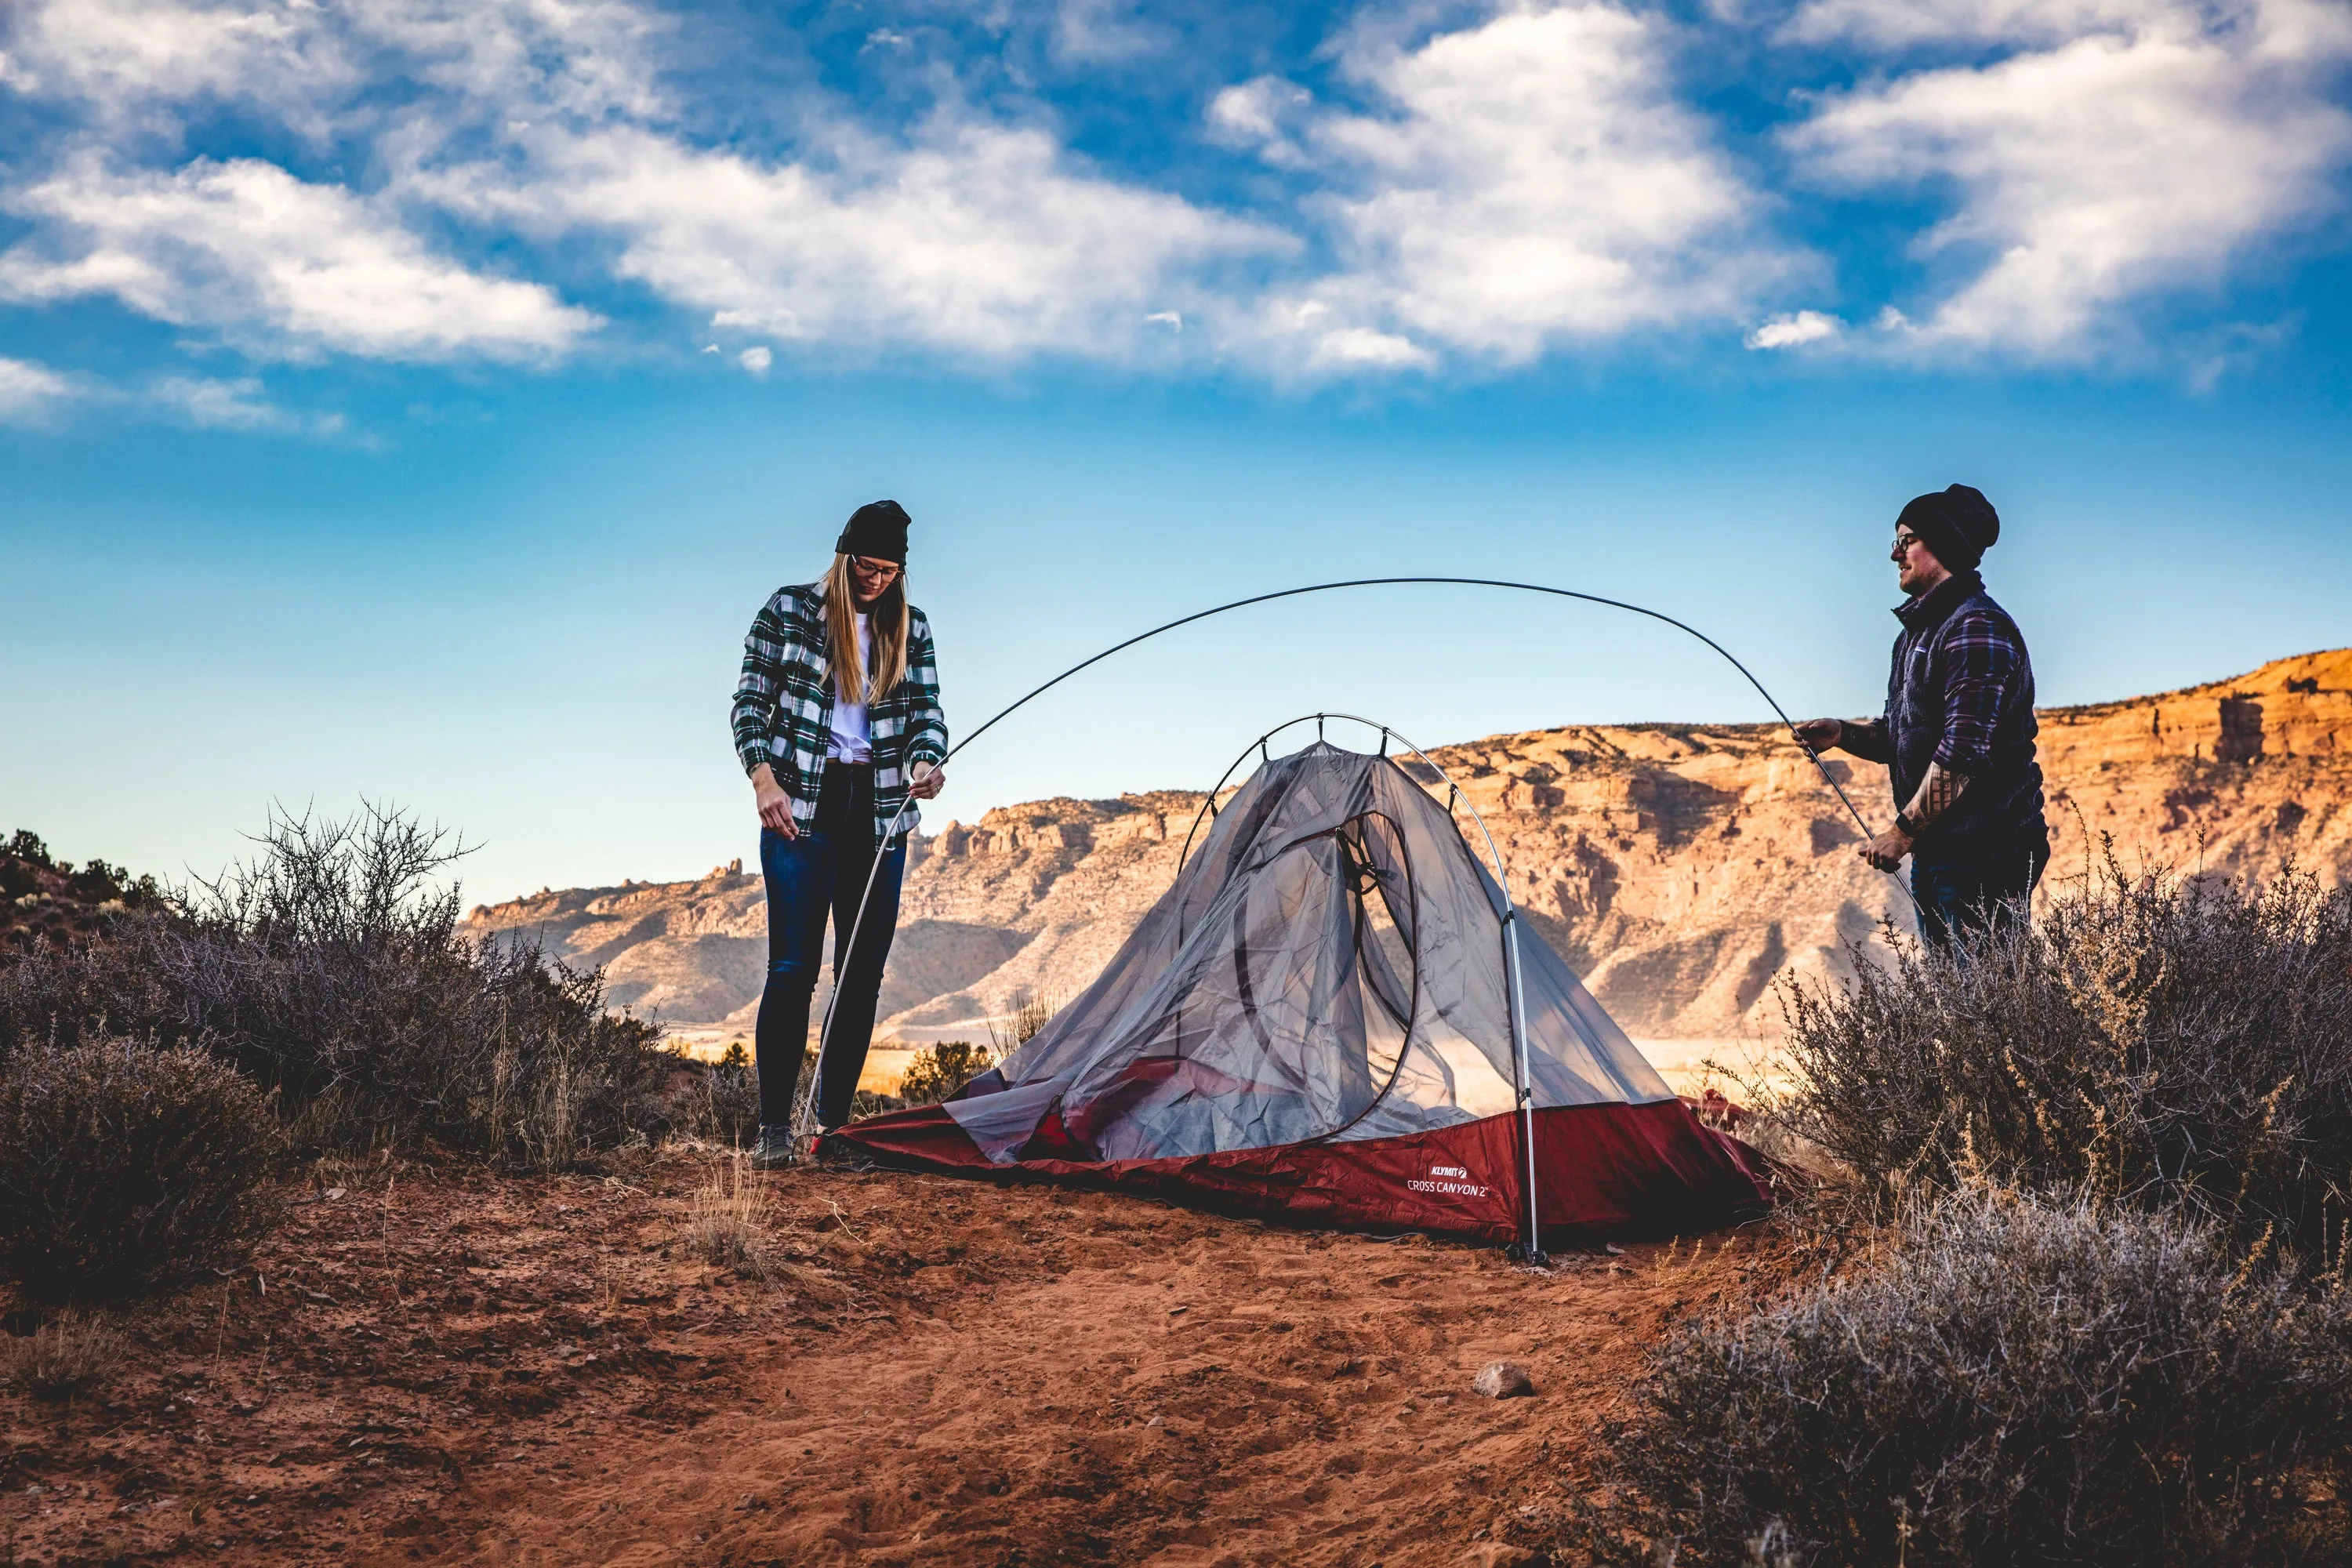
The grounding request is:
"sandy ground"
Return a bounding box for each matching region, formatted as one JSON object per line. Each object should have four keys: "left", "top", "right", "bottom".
{"left": 3, "top": 1149, "right": 1780, "bottom": 1566}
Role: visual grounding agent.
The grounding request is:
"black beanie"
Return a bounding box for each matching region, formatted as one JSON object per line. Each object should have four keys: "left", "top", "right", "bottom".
{"left": 1896, "top": 484, "right": 2001, "bottom": 573}
{"left": 836, "top": 499, "right": 910, "bottom": 564}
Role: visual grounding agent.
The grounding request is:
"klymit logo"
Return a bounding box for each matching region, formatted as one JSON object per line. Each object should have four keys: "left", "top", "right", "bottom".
{"left": 1407, "top": 1163, "right": 1488, "bottom": 1199}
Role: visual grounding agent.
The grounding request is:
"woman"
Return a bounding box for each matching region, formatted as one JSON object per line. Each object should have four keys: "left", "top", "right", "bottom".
{"left": 730, "top": 499, "right": 947, "bottom": 1167}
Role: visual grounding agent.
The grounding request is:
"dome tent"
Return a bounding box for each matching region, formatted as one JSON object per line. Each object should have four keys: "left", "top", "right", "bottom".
{"left": 822, "top": 722, "right": 1774, "bottom": 1252}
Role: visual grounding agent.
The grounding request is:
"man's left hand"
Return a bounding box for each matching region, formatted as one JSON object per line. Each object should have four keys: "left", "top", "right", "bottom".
{"left": 1861, "top": 825, "right": 1913, "bottom": 873}
{"left": 908, "top": 761, "right": 947, "bottom": 800}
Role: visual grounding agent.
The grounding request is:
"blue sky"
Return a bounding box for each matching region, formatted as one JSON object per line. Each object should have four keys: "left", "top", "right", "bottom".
{"left": 3, "top": 0, "right": 2349, "bottom": 904}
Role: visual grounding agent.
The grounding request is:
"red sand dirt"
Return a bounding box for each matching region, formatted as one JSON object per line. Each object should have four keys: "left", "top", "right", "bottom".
{"left": 2, "top": 1149, "right": 1780, "bottom": 1566}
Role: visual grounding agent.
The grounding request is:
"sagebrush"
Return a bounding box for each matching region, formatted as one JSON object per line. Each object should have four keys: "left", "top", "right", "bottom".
{"left": 1777, "top": 852, "right": 2352, "bottom": 1266}
{"left": 1579, "top": 1185, "right": 2352, "bottom": 1567}
{"left": 0, "top": 804, "right": 677, "bottom": 1164}
{"left": 0, "top": 1040, "right": 281, "bottom": 1301}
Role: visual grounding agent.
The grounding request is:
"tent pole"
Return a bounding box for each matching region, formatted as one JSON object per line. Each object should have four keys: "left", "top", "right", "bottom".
{"left": 1501, "top": 906, "right": 1546, "bottom": 1266}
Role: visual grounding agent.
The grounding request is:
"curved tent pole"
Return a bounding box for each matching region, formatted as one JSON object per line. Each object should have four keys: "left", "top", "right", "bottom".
{"left": 1171, "top": 712, "right": 1551, "bottom": 1261}
{"left": 792, "top": 577, "right": 1878, "bottom": 1184}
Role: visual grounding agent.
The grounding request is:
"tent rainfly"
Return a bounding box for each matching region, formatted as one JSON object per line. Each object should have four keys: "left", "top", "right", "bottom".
{"left": 824, "top": 734, "right": 1774, "bottom": 1249}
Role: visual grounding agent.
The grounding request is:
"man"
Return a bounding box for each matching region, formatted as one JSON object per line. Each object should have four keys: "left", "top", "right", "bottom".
{"left": 1796, "top": 485, "right": 2049, "bottom": 948}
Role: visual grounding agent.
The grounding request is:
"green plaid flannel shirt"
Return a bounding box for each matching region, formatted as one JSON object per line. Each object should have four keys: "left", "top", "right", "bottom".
{"left": 731, "top": 582, "right": 948, "bottom": 844}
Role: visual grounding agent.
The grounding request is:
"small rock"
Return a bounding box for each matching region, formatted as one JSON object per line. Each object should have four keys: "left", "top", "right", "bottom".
{"left": 324, "top": 1188, "right": 347, "bottom": 1201}
{"left": 1472, "top": 1361, "right": 1534, "bottom": 1399}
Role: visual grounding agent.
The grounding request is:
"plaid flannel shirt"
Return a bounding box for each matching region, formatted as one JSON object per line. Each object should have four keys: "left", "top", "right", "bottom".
{"left": 1842, "top": 568, "right": 2044, "bottom": 850}
{"left": 731, "top": 583, "right": 947, "bottom": 844}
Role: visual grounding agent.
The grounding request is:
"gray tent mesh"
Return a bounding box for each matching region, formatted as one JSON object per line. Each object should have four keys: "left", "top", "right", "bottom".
{"left": 945, "top": 738, "right": 1675, "bottom": 1169}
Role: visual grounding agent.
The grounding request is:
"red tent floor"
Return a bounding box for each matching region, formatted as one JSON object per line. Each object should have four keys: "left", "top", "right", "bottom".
{"left": 818, "top": 1098, "right": 1777, "bottom": 1247}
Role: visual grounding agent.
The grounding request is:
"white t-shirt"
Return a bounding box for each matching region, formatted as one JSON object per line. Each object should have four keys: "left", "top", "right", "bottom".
{"left": 829, "top": 612, "right": 873, "bottom": 763}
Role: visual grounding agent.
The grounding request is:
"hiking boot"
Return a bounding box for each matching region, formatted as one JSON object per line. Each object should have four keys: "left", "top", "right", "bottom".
{"left": 749, "top": 1127, "right": 800, "bottom": 1170}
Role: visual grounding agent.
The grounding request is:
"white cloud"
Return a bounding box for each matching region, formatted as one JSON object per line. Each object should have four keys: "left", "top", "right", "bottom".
{"left": 1786, "top": 1, "right": 2352, "bottom": 356}
{"left": 1745, "top": 309, "right": 1842, "bottom": 349}
{"left": 736, "top": 345, "right": 771, "bottom": 375}
{"left": 1783, "top": 0, "right": 2172, "bottom": 48}
{"left": 0, "top": 0, "right": 660, "bottom": 125}
{"left": 0, "top": 356, "right": 75, "bottom": 421}
{"left": 1207, "top": 76, "right": 1317, "bottom": 168}
{"left": 1312, "top": 324, "right": 1436, "bottom": 368}
{"left": 146, "top": 372, "right": 343, "bottom": 434}
{"left": 5, "top": 0, "right": 2346, "bottom": 382}
{"left": 1051, "top": 0, "right": 1175, "bottom": 65}
{"left": 0, "top": 156, "right": 601, "bottom": 360}
{"left": 0, "top": 0, "right": 352, "bottom": 118}
{"left": 1231, "top": 2, "right": 1784, "bottom": 365}
{"left": 420, "top": 121, "right": 1283, "bottom": 361}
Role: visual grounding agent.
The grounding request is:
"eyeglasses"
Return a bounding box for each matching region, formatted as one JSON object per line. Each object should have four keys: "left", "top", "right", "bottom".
{"left": 1892, "top": 532, "right": 1922, "bottom": 555}
{"left": 848, "top": 555, "right": 900, "bottom": 579}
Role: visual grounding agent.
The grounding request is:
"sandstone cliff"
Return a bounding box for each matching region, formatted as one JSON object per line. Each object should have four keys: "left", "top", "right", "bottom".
{"left": 464, "top": 648, "right": 2352, "bottom": 1058}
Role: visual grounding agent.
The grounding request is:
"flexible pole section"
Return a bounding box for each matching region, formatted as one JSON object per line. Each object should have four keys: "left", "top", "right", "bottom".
{"left": 792, "top": 578, "right": 1888, "bottom": 1181}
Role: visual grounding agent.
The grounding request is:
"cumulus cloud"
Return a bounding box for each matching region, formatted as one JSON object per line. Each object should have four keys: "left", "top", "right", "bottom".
{"left": 1746, "top": 309, "right": 1842, "bottom": 349}
{"left": 1226, "top": 2, "right": 1784, "bottom": 366}
{"left": 0, "top": 156, "right": 601, "bottom": 359}
{"left": 0, "top": 0, "right": 353, "bottom": 119}
{"left": 0, "top": 0, "right": 659, "bottom": 124}
{"left": 1785, "top": 0, "right": 2352, "bottom": 357}
{"left": 0, "top": 356, "right": 75, "bottom": 421}
{"left": 2, "top": 0, "right": 2347, "bottom": 382}
{"left": 736, "top": 345, "right": 771, "bottom": 375}
{"left": 419, "top": 121, "right": 1282, "bottom": 361}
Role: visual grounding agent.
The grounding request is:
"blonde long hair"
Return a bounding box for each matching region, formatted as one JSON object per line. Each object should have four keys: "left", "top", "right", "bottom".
{"left": 823, "top": 553, "right": 909, "bottom": 706}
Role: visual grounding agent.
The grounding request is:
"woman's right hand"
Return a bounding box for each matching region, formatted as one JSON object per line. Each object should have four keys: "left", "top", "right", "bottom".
{"left": 751, "top": 764, "right": 797, "bottom": 837}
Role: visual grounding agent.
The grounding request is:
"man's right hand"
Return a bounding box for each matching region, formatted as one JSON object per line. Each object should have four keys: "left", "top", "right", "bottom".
{"left": 1795, "top": 717, "right": 1844, "bottom": 754}
{"left": 752, "top": 764, "right": 796, "bottom": 838}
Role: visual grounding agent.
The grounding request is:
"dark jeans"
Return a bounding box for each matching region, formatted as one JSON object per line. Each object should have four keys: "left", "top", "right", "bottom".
{"left": 1911, "top": 829, "right": 2049, "bottom": 953}
{"left": 754, "top": 764, "right": 906, "bottom": 1132}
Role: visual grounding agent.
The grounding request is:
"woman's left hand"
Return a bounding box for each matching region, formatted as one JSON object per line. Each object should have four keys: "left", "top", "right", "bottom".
{"left": 908, "top": 761, "right": 947, "bottom": 800}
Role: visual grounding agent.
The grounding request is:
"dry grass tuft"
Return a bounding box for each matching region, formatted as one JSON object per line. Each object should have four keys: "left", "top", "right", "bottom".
{"left": 685, "top": 1152, "right": 778, "bottom": 1279}
{"left": 1, "top": 1312, "right": 126, "bottom": 1399}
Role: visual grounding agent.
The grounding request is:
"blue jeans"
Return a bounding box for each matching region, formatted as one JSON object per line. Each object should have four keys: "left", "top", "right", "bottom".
{"left": 754, "top": 764, "right": 906, "bottom": 1131}
{"left": 1912, "top": 829, "right": 2048, "bottom": 953}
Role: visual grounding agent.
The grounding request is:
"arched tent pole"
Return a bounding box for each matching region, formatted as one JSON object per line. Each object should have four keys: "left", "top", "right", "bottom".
{"left": 1171, "top": 711, "right": 1553, "bottom": 1262}
{"left": 792, "top": 578, "right": 1883, "bottom": 1160}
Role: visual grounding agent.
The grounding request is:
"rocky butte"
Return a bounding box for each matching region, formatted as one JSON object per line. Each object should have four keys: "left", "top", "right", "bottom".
{"left": 466, "top": 648, "right": 2352, "bottom": 1087}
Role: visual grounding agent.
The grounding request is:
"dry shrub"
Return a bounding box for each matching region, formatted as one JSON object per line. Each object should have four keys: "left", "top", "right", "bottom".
{"left": 0, "top": 1040, "right": 281, "bottom": 1301}
{"left": 0, "top": 804, "right": 674, "bottom": 1166}
{"left": 1777, "top": 853, "right": 2352, "bottom": 1265}
{"left": 686, "top": 1152, "right": 777, "bottom": 1277}
{"left": 0, "top": 1311, "right": 126, "bottom": 1399}
{"left": 695, "top": 1041, "right": 760, "bottom": 1147}
{"left": 1580, "top": 1185, "right": 2352, "bottom": 1567}
{"left": 989, "top": 993, "right": 1058, "bottom": 1057}
{"left": 898, "top": 1040, "right": 995, "bottom": 1105}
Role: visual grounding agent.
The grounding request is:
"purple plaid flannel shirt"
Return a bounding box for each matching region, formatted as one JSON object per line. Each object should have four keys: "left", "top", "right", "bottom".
{"left": 1841, "top": 569, "right": 2045, "bottom": 851}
